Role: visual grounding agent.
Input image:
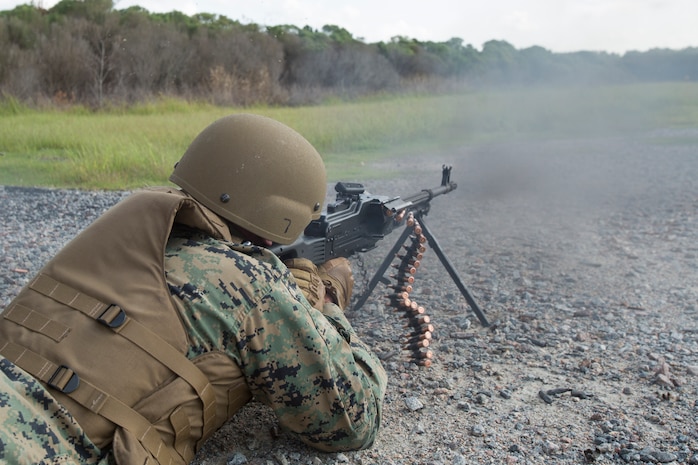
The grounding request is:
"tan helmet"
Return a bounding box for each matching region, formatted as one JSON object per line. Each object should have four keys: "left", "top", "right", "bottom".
{"left": 169, "top": 113, "right": 327, "bottom": 244}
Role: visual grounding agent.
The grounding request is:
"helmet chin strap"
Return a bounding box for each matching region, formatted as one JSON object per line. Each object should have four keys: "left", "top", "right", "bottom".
{"left": 228, "top": 222, "right": 273, "bottom": 248}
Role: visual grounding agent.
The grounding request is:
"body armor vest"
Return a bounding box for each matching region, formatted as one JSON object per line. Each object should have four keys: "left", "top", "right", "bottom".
{"left": 0, "top": 188, "right": 252, "bottom": 465}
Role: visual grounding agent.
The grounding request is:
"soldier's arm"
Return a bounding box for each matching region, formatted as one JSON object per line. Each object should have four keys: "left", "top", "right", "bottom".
{"left": 165, "top": 234, "right": 387, "bottom": 451}
{"left": 233, "top": 268, "right": 387, "bottom": 452}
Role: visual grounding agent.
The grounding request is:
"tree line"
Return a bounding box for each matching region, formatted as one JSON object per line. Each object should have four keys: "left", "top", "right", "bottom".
{"left": 1, "top": 0, "right": 696, "bottom": 108}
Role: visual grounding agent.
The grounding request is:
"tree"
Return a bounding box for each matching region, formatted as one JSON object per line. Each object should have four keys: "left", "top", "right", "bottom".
{"left": 49, "top": 0, "right": 114, "bottom": 22}
{"left": 38, "top": 20, "right": 93, "bottom": 103}
{"left": 1, "top": 1, "right": 695, "bottom": 108}
{"left": 321, "top": 24, "right": 355, "bottom": 44}
{"left": 480, "top": 40, "right": 519, "bottom": 84}
{"left": 1, "top": 4, "right": 45, "bottom": 49}
{"left": 81, "top": 15, "right": 119, "bottom": 106}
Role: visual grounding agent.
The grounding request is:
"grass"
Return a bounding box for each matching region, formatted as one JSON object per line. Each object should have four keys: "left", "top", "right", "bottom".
{"left": 1, "top": 82, "right": 697, "bottom": 189}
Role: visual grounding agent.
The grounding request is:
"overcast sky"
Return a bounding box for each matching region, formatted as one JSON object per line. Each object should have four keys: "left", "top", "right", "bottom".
{"left": 2, "top": 0, "right": 696, "bottom": 54}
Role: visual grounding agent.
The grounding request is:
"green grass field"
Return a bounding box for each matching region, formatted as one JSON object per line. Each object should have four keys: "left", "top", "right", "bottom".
{"left": 1, "top": 82, "right": 697, "bottom": 189}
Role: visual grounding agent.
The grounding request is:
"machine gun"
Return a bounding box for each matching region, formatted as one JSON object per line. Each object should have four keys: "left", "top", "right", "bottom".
{"left": 271, "top": 166, "right": 489, "bottom": 365}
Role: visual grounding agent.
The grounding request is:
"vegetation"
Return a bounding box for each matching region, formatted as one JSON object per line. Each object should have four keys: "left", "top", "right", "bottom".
{"left": 2, "top": 82, "right": 697, "bottom": 189}
{"left": 0, "top": 0, "right": 697, "bottom": 108}
{"left": 1, "top": 1, "right": 697, "bottom": 190}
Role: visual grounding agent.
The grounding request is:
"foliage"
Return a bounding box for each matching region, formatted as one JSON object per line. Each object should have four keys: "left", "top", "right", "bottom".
{"left": 0, "top": 1, "right": 696, "bottom": 108}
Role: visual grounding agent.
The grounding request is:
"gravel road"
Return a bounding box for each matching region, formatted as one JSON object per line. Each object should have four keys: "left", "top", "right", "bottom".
{"left": 1, "top": 129, "right": 697, "bottom": 464}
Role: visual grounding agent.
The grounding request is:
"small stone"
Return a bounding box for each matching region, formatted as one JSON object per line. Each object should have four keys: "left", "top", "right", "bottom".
{"left": 541, "top": 441, "right": 560, "bottom": 455}
{"left": 597, "top": 443, "right": 614, "bottom": 453}
{"left": 404, "top": 396, "right": 424, "bottom": 411}
{"left": 620, "top": 448, "right": 640, "bottom": 461}
{"left": 412, "top": 422, "right": 426, "bottom": 434}
{"left": 273, "top": 452, "right": 289, "bottom": 465}
{"left": 638, "top": 447, "right": 660, "bottom": 462}
{"left": 227, "top": 452, "right": 247, "bottom": 465}
{"left": 655, "top": 373, "right": 674, "bottom": 387}
{"left": 470, "top": 425, "right": 485, "bottom": 437}
{"left": 457, "top": 401, "right": 471, "bottom": 411}
{"left": 653, "top": 451, "right": 678, "bottom": 463}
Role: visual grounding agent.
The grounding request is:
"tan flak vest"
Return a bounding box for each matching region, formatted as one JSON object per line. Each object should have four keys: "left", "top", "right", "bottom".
{"left": 0, "top": 187, "right": 252, "bottom": 465}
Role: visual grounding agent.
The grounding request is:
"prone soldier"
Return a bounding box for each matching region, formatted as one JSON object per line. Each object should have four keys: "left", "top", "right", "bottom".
{"left": 0, "top": 114, "right": 387, "bottom": 465}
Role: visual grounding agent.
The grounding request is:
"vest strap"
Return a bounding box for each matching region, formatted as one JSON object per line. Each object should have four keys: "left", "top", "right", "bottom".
{"left": 170, "top": 406, "right": 194, "bottom": 462}
{"left": 0, "top": 341, "right": 177, "bottom": 464}
{"left": 29, "top": 274, "right": 218, "bottom": 440}
{"left": 3, "top": 303, "right": 70, "bottom": 342}
{"left": 114, "top": 317, "right": 218, "bottom": 438}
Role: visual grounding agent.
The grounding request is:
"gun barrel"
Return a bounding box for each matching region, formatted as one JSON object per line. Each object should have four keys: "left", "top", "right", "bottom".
{"left": 401, "top": 182, "right": 457, "bottom": 207}
{"left": 384, "top": 165, "right": 457, "bottom": 215}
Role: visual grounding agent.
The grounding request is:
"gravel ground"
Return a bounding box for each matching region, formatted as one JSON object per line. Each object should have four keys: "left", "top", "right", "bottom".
{"left": 1, "top": 129, "right": 697, "bottom": 465}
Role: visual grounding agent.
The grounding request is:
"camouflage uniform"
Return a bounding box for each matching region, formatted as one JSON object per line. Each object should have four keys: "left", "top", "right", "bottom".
{"left": 0, "top": 224, "right": 387, "bottom": 464}
{"left": 0, "top": 358, "right": 107, "bottom": 465}
{"left": 166, "top": 226, "right": 387, "bottom": 451}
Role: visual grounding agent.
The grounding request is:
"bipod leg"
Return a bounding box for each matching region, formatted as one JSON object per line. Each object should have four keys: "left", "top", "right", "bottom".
{"left": 352, "top": 225, "right": 413, "bottom": 310}
{"left": 417, "top": 215, "right": 490, "bottom": 327}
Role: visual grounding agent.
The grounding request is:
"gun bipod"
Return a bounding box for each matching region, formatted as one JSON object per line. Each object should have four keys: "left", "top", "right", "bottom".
{"left": 352, "top": 211, "right": 489, "bottom": 365}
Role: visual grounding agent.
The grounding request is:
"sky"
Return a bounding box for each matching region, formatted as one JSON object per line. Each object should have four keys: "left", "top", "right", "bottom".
{"left": 1, "top": 0, "right": 696, "bottom": 54}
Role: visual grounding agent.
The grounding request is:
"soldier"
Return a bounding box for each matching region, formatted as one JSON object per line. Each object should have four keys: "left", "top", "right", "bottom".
{"left": 0, "top": 114, "right": 387, "bottom": 465}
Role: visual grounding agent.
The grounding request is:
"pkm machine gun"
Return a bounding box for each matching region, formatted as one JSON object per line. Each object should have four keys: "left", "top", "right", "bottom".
{"left": 272, "top": 166, "right": 488, "bottom": 324}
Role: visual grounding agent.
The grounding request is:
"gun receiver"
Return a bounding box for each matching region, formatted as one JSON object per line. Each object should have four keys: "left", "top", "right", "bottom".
{"left": 271, "top": 166, "right": 457, "bottom": 264}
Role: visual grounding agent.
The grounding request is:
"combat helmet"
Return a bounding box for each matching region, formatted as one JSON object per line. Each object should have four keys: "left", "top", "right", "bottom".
{"left": 169, "top": 113, "right": 327, "bottom": 244}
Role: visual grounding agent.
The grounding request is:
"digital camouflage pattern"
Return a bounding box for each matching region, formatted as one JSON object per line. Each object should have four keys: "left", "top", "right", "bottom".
{"left": 165, "top": 226, "right": 387, "bottom": 451}
{"left": 0, "top": 357, "right": 108, "bottom": 465}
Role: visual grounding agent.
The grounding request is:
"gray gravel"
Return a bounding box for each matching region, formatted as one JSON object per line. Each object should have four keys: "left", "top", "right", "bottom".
{"left": 2, "top": 129, "right": 698, "bottom": 465}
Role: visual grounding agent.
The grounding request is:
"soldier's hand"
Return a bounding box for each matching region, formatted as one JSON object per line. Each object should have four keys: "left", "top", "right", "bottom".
{"left": 284, "top": 258, "right": 326, "bottom": 310}
{"left": 318, "top": 257, "right": 354, "bottom": 310}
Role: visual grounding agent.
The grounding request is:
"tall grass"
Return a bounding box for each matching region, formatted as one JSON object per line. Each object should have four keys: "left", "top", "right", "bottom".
{"left": 1, "top": 82, "right": 697, "bottom": 189}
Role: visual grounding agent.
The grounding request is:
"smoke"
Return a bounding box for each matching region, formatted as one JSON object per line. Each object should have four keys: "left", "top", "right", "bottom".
{"left": 427, "top": 126, "right": 698, "bottom": 261}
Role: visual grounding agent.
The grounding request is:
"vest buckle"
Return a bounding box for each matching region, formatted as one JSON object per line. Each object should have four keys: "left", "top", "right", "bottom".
{"left": 48, "top": 365, "right": 80, "bottom": 394}
{"left": 97, "top": 304, "right": 127, "bottom": 328}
